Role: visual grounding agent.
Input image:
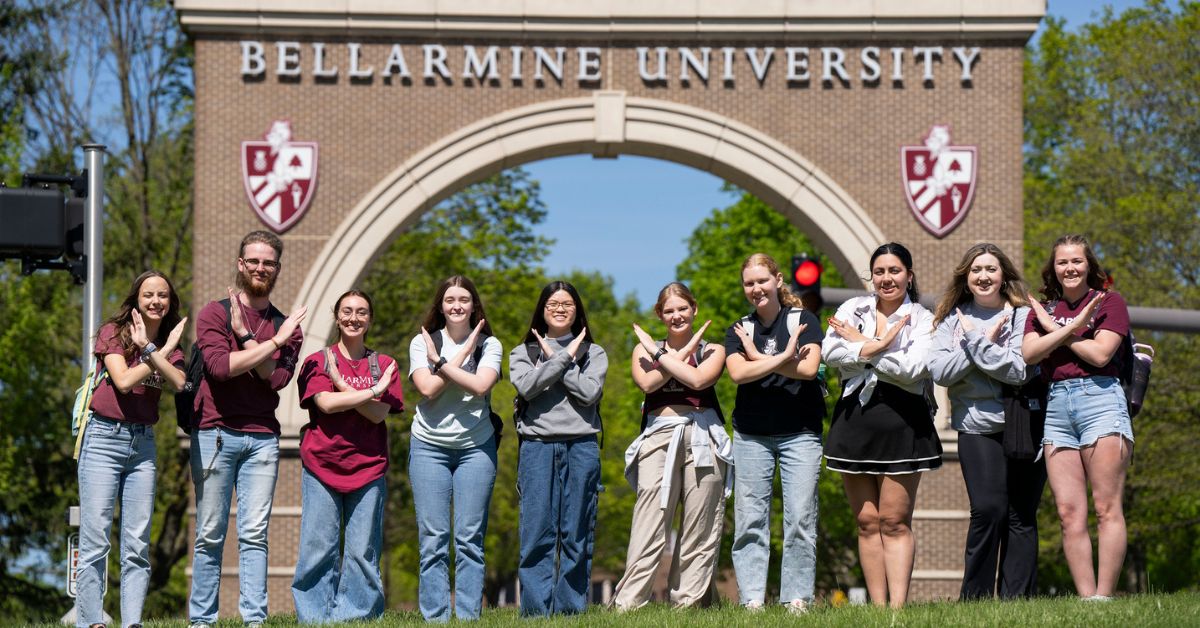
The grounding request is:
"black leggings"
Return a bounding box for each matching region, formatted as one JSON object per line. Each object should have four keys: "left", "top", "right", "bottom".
{"left": 958, "top": 431, "right": 1047, "bottom": 600}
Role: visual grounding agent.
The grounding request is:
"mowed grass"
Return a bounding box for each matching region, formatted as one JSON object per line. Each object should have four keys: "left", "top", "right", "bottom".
{"left": 46, "top": 592, "right": 1200, "bottom": 628}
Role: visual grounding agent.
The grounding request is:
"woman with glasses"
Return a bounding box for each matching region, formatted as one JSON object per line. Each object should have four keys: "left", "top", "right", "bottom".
{"left": 510, "top": 281, "right": 609, "bottom": 616}
{"left": 406, "top": 276, "right": 503, "bottom": 621}
{"left": 291, "top": 290, "right": 402, "bottom": 623}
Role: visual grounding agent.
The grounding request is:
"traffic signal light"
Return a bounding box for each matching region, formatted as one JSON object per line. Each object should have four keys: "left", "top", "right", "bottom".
{"left": 791, "top": 253, "right": 823, "bottom": 311}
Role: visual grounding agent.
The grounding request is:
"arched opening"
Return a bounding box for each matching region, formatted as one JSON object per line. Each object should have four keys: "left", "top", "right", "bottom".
{"left": 284, "top": 93, "right": 884, "bottom": 429}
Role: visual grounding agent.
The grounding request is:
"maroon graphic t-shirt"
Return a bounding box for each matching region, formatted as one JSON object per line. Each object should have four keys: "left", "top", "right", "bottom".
{"left": 298, "top": 346, "right": 404, "bottom": 493}
{"left": 1024, "top": 290, "right": 1130, "bottom": 382}
{"left": 89, "top": 322, "right": 185, "bottom": 425}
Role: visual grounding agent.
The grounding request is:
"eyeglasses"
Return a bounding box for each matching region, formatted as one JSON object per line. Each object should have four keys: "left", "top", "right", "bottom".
{"left": 242, "top": 258, "right": 280, "bottom": 271}
{"left": 545, "top": 300, "right": 576, "bottom": 311}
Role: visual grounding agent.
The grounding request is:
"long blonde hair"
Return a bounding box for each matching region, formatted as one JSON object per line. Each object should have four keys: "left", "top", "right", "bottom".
{"left": 741, "top": 253, "right": 804, "bottom": 309}
{"left": 933, "top": 243, "right": 1030, "bottom": 327}
{"left": 654, "top": 282, "right": 698, "bottom": 318}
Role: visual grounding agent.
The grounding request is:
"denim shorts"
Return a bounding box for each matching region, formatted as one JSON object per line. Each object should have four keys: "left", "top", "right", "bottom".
{"left": 1043, "top": 375, "right": 1134, "bottom": 450}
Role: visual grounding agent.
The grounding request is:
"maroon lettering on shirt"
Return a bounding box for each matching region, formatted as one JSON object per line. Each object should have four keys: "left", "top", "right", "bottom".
{"left": 88, "top": 322, "right": 185, "bottom": 425}
{"left": 298, "top": 346, "right": 404, "bottom": 493}
{"left": 1025, "top": 290, "right": 1130, "bottom": 382}
{"left": 193, "top": 299, "right": 303, "bottom": 434}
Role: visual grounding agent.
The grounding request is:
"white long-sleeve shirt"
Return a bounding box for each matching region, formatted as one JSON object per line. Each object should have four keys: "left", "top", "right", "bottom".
{"left": 822, "top": 294, "right": 934, "bottom": 405}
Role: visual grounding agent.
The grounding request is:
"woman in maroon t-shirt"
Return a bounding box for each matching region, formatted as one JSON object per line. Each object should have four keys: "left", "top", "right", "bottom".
{"left": 291, "top": 290, "right": 402, "bottom": 622}
{"left": 75, "top": 271, "right": 187, "bottom": 628}
{"left": 1022, "top": 234, "right": 1133, "bottom": 601}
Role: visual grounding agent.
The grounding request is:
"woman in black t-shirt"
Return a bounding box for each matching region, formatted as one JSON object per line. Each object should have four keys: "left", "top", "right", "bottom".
{"left": 723, "top": 253, "right": 825, "bottom": 614}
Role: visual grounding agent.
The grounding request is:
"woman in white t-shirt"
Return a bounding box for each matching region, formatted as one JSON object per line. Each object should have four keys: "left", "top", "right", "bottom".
{"left": 407, "top": 275, "right": 503, "bottom": 621}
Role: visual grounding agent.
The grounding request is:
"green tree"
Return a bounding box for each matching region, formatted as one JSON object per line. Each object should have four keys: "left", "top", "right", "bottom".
{"left": 1024, "top": 0, "right": 1200, "bottom": 592}
{"left": 675, "top": 187, "right": 858, "bottom": 596}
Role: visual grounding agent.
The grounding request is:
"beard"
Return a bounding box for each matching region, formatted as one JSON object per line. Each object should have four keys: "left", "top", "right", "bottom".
{"left": 236, "top": 268, "right": 276, "bottom": 298}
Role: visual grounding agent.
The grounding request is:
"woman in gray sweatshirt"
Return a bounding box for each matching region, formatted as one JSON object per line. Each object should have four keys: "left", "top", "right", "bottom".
{"left": 928, "top": 243, "right": 1042, "bottom": 600}
{"left": 509, "top": 281, "right": 608, "bottom": 616}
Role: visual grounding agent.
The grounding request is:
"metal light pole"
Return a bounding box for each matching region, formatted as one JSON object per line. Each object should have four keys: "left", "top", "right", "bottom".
{"left": 81, "top": 145, "right": 105, "bottom": 363}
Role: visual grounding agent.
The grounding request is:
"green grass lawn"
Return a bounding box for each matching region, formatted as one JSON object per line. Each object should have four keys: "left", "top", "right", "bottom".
{"left": 57, "top": 592, "right": 1198, "bottom": 628}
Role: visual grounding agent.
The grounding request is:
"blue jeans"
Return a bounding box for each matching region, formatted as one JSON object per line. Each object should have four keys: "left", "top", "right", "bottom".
{"left": 292, "top": 469, "right": 386, "bottom": 623}
{"left": 75, "top": 416, "right": 157, "bottom": 628}
{"left": 408, "top": 435, "right": 498, "bottom": 621}
{"left": 517, "top": 436, "right": 601, "bottom": 616}
{"left": 1044, "top": 376, "right": 1134, "bottom": 450}
{"left": 731, "top": 430, "right": 822, "bottom": 605}
{"left": 189, "top": 427, "right": 280, "bottom": 624}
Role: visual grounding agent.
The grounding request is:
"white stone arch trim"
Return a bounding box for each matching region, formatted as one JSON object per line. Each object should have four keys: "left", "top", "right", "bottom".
{"left": 281, "top": 93, "right": 883, "bottom": 433}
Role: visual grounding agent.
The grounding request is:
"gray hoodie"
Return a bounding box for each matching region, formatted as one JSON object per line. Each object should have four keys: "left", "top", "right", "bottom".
{"left": 509, "top": 333, "right": 608, "bottom": 441}
{"left": 928, "top": 303, "right": 1030, "bottom": 434}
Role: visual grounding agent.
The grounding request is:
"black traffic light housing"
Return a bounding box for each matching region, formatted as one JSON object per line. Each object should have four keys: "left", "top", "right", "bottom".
{"left": 791, "top": 253, "right": 824, "bottom": 311}
{"left": 0, "top": 171, "right": 90, "bottom": 282}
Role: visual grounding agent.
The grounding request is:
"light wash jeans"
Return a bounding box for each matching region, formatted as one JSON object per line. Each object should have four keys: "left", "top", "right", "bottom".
{"left": 291, "top": 469, "right": 386, "bottom": 623}
{"left": 188, "top": 426, "right": 280, "bottom": 624}
{"left": 75, "top": 416, "right": 157, "bottom": 628}
{"left": 731, "top": 430, "right": 822, "bottom": 605}
{"left": 408, "top": 435, "right": 497, "bottom": 622}
{"left": 517, "top": 436, "right": 601, "bottom": 616}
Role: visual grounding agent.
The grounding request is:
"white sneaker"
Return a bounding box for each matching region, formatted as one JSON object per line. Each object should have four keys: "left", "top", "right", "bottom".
{"left": 745, "top": 600, "right": 765, "bottom": 612}
{"left": 786, "top": 599, "right": 810, "bottom": 615}
{"left": 1083, "top": 594, "right": 1113, "bottom": 602}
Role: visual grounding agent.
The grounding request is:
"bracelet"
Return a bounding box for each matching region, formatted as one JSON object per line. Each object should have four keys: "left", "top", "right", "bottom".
{"left": 269, "top": 337, "right": 281, "bottom": 350}
{"left": 370, "top": 382, "right": 385, "bottom": 398}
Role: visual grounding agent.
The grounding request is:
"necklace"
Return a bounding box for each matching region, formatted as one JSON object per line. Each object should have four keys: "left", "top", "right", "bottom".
{"left": 235, "top": 299, "right": 270, "bottom": 339}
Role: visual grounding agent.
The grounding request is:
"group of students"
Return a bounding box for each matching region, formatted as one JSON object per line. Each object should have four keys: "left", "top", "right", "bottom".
{"left": 72, "top": 230, "right": 1134, "bottom": 627}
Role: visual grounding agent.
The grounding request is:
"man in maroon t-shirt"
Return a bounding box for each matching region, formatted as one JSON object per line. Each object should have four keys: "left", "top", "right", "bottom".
{"left": 188, "top": 231, "right": 307, "bottom": 627}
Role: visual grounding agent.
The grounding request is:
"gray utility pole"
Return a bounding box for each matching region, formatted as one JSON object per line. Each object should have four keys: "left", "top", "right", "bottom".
{"left": 822, "top": 288, "right": 1200, "bottom": 334}
{"left": 81, "top": 145, "right": 105, "bottom": 364}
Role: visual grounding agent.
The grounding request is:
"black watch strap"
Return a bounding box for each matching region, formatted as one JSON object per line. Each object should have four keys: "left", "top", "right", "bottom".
{"left": 238, "top": 332, "right": 255, "bottom": 345}
{"left": 652, "top": 347, "right": 668, "bottom": 362}
{"left": 431, "top": 355, "right": 448, "bottom": 374}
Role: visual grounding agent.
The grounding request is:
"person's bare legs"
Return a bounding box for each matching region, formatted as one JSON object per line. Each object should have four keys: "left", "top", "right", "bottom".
{"left": 1081, "top": 435, "right": 1132, "bottom": 597}
{"left": 843, "top": 474, "right": 887, "bottom": 605}
{"left": 878, "top": 473, "right": 922, "bottom": 608}
{"left": 1045, "top": 445, "right": 1096, "bottom": 597}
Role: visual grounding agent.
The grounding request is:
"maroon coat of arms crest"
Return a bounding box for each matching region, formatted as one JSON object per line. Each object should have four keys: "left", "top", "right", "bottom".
{"left": 900, "top": 125, "right": 977, "bottom": 238}
{"left": 241, "top": 120, "right": 318, "bottom": 232}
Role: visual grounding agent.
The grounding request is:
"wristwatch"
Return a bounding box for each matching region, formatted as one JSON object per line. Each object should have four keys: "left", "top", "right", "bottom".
{"left": 651, "top": 347, "right": 668, "bottom": 362}
{"left": 141, "top": 342, "right": 158, "bottom": 359}
{"left": 430, "top": 356, "right": 448, "bottom": 374}
{"left": 237, "top": 331, "right": 255, "bottom": 345}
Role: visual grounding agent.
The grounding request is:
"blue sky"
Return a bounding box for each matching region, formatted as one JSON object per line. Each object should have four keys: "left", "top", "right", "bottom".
{"left": 526, "top": 0, "right": 1145, "bottom": 307}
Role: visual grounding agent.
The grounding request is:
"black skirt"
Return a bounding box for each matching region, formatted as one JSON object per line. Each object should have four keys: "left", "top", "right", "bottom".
{"left": 824, "top": 381, "right": 943, "bottom": 474}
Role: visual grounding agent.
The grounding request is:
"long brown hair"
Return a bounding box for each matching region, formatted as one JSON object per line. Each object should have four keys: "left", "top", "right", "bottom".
{"left": 100, "top": 271, "right": 182, "bottom": 360}
{"left": 1039, "top": 234, "right": 1108, "bottom": 301}
{"left": 741, "top": 253, "right": 804, "bottom": 309}
{"left": 421, "top": 276, "right": 493, "bottom": 336}
{"left": 933, "top": 243, "right": 1030, "bottom": 326}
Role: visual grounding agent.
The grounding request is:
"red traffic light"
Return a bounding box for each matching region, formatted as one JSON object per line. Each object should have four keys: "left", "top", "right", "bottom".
{"left": 793, "top": 258, "right": 822, "bottom": 287}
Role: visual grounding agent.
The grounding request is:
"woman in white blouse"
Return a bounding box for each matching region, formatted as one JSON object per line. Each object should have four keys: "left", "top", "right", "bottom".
{"left": 822, "top": 242, "right": 940, "bottom": 608}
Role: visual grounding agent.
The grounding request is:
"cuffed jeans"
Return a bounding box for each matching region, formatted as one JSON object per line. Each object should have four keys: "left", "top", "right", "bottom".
{"left": 75, "top": 416, "right": 157, "bottom": 628}
{"left": 409, "top": 435, "right": 497, "bottom": 622}
{"left": 958, "top": 431, "right": 1046, "bottom": 599}
{"left": 517, "top": 435, "right": 601, "bottom": 616}
{"left": 292, "top": 469, "right": 386, "bottom": 623}
{"left": 189, "top": 427, "right": 280, "bottom": 624}
{"left": 731, "top": 430, "right": 822, "bottom": 605}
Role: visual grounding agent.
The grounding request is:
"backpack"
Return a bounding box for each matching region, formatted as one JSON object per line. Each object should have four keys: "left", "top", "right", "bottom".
{"left": 174, "top": 298, "right": 286, "bottom": 434}
{"left": 430, "top": 331, "right": 504, "bottom": 446}
{"left": 512, "top": 339, "right": 603, "bottom": 447}
{"left": 738, "top": 306, "right": 828, "bottom": 397}
{"left": 323, "top": 346, "right": 382, "bottom": 386}
{"left": 71, "top": 357, "right": 108, "bottom": 460}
